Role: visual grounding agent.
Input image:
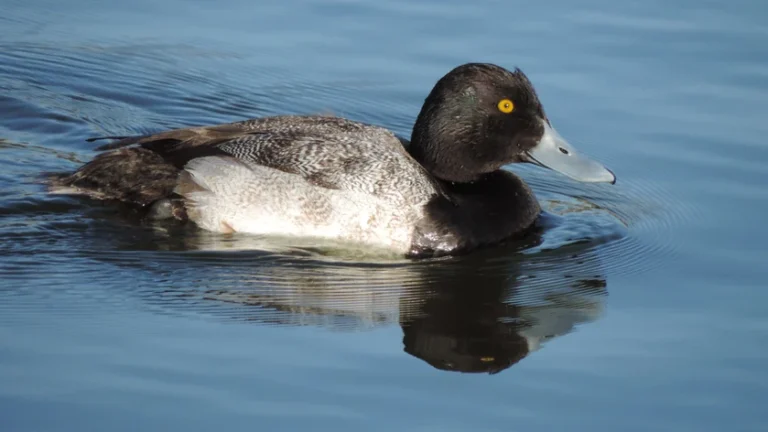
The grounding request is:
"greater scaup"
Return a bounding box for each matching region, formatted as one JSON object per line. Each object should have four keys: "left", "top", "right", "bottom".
{"left": 50, "top": 63, "right": 615, "bottom": 258}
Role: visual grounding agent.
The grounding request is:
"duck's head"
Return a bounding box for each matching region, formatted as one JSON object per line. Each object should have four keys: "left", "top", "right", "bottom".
{"left": 410, "top": 63, "right": 616, "bottom": 184}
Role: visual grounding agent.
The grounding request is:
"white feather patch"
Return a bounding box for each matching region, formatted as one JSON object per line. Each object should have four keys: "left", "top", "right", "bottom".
{"left": 176, "top": 156, "right": 424, "bottom": 253}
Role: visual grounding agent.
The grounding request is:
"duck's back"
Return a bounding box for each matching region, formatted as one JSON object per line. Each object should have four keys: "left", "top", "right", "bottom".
{"left": 216, "top": 115, "right": 438, "bottom": 208}
{"left": 55, "top": 115, "right": 441, "bottom": 252}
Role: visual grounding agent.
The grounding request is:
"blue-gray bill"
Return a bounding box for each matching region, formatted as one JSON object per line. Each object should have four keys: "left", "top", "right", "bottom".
{"left": 524, "top": 119, "right": 616, "bottom": 184}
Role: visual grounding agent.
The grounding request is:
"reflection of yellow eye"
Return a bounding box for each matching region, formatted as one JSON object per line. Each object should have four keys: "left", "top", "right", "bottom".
{"left": 497, "top": 99, "right": 514, "bottom": 114}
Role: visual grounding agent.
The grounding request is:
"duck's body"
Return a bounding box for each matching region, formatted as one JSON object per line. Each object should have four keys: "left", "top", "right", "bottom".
{"left": 51, "top": 63, "right": 614, "bottom": 258}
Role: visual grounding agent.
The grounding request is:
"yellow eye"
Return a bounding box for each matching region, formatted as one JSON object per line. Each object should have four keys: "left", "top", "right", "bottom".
{"left": 497, "top": 99, "right": 514, "bottom": 113}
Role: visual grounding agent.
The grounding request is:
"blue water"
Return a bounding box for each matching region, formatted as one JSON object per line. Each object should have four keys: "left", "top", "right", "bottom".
{"left": 2, "top": 0, "right": 768, "bottom": 431}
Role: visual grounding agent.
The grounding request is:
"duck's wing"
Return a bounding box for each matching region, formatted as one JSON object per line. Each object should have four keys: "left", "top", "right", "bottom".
{"left": 55, "top": 116, "right": 327, "bottom": 205}
{"left": 86, "top": 115, "right": 408, "bottom": 171}
{"left": 87, "top": 123, "right": 257, "bottom": 167}
{"left": 65, "top": 115, "right": 437, "bottom": 207}
{"left": 185, "top": 126, "right": 438, "bottom": 204}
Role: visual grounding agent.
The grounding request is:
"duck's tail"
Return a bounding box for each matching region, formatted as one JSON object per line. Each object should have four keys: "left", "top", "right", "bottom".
{"left": 47, "top": 147, "right": 180, "bottom": 206}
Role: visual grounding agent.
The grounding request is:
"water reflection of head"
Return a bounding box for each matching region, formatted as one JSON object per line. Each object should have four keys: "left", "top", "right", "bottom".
{"left": 400, "top": 242, "right": 607, "bottom": 374}
{"left": 400, "top": 268, "right": 530, "bottom": 374}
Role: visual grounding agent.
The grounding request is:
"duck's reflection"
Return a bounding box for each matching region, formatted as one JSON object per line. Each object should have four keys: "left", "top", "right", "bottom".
{"left": 191, "top": 236, "right": 607, "bottom": 375}
{"left": 70, "top": 204, "right": 607, "bottom": 375}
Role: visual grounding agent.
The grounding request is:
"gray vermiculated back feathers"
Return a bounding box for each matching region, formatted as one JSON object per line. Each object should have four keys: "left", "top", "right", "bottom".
{"left": 212, "top": 116, "right": 440, "bottom": 208}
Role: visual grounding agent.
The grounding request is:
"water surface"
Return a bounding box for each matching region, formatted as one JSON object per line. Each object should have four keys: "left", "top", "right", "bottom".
{"left": 2, "top": 0, "right": 768, "bottom": 431}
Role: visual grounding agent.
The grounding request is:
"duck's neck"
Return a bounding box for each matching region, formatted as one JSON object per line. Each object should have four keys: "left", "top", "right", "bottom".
{"left": 408, "top": 170, "right": 542, "bottom": 258}
{"left": 408, "top": 114, "right": 488, "bottom": 184}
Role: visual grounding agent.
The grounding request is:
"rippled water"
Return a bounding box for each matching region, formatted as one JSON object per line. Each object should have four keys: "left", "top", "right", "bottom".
{"left": 2, "top": 0, "right": 768, "bottom": 430}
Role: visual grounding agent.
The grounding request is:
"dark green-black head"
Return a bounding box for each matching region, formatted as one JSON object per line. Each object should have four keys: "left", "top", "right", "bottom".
{"left": 409, "top": 63, "right": 615, "bottom": 184}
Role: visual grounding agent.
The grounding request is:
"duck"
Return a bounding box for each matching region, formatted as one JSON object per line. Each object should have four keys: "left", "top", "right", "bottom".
{"left": 50, "top": 63, "right": 616, "bottom": 258}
